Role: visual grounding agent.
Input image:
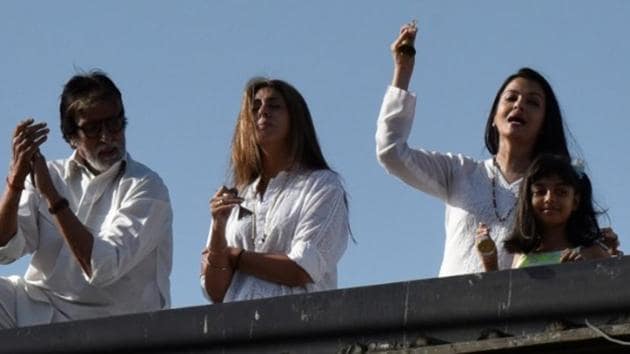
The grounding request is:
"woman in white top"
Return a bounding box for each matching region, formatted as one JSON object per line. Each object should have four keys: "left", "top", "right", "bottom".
{"left": 201, "top": 78, "right": 349, "bottom": 303}
{"left": 376, "top": 23, "right": 576, "bottom": 275}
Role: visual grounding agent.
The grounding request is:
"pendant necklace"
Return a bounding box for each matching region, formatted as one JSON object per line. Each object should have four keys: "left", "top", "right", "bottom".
{"left": 251, "top": 173, "right": 292, "bottom": 245}
{"left": 491, "top": 157, "right": 518, "bottom": 223}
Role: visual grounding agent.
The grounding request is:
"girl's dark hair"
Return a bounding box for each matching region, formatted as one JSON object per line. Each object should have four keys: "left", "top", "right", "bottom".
{"left": 484, "top": 68, "right": 570, "bottom": 158}
{"left": 504, "top": 154, "right": 600, "bottom": 254}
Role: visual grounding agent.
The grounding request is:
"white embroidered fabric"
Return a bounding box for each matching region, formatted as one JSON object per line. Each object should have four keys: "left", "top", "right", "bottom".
{"left": 376, "top": 86, "right": 519, "bottom": 275}
{"left": 202, "top": 169, "right": 349, "bottom": 302}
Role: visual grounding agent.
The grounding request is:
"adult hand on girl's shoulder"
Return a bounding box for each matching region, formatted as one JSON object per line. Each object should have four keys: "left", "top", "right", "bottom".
{"left": 600, "top": 227, "right": 623, "bottom": 257}
{"left": 560, "top": 248, "right": 583, "bottom": 263}
{"left": 571, "top": 227, "right": 622, "bottom": 262}
{"left": 562, "top": 242, "right": 611, "bottom": 263}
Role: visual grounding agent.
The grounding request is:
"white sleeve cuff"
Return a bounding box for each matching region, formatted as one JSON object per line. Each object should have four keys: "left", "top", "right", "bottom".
{"left": 287, "top": 240, "right": 325, "bottom": 284}
{"left": 387, "top": 85, "right": 417, "bottom": 98}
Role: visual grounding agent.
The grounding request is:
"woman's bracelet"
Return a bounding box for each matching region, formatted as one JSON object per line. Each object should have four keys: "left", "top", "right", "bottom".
{"left": 6, "top": 176, "right": 24, "bottom": 192}
{"left": 203, "top": 248, "right": 231, "bottom": 272}
{"left": 207, "top": 260, "right": 231, "bottom": 271}
{"left": 207, "top": 247, "right": 228, "bottom": 256}
{"left": 203, "top": 247, "right": 245, "bottom": 270}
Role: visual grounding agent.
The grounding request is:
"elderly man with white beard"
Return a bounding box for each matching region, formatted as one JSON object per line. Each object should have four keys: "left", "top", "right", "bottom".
{"left": 0, "top": 71, "right": 173, "bottom": 328}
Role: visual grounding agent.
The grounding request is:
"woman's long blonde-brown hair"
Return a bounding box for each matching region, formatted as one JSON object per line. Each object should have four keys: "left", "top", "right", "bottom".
{"left": 230, "top": 78, "right": 330, "bottom": 189}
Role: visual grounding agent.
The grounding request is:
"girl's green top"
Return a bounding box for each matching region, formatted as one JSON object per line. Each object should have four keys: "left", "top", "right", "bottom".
{"left": 513, "top": 247, "right": 581, "bottom": 268}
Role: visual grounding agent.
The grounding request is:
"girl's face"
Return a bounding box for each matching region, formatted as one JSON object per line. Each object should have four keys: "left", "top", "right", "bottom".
{"left": 530, "top": 175, "right": 580, "bottom": 228}
{"left": 493, "top": 77, "right": 546, "bottom": 147}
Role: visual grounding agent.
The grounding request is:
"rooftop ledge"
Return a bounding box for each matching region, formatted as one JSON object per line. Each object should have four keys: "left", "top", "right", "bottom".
{"left": 2, "top": 256, "right": 630, "bottom": 353}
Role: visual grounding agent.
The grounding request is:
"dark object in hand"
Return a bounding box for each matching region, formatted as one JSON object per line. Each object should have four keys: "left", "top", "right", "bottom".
{"left": 49, "top": 198, "right": 69, "bottom": 214}
{"left": 398, "top": 44, "right": 416, "bottom": 57}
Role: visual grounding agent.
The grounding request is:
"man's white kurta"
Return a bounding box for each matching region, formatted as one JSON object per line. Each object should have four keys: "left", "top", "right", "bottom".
{"left": 0, "top": 152, "right": 172, "bottom": 327}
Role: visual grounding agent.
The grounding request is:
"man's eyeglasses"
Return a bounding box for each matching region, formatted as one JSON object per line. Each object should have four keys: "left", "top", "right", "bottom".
{"left": 77, "top": 115, "right": 125, "bottom": 139}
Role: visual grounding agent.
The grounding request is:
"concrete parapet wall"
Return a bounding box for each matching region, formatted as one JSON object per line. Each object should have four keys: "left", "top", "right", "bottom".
{"left": 1, "top": 256, "right": 629, "bottom": 353}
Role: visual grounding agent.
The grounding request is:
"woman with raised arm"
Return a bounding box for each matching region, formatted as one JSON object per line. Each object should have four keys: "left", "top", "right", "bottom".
{"left": 375, "top": 22, "right": 614, "bottom": 275}
{"left": 201, "top": 78, "right": 349, "bottom": 303}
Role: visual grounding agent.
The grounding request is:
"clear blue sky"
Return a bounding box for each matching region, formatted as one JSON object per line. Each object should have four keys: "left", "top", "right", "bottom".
{"left": 1, "top": 1, "right": 629, "bottom": 308}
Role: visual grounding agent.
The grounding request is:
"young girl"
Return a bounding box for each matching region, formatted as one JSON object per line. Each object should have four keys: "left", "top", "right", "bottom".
{"left": 476, "top": 154, "right": 611, "bottom": 271}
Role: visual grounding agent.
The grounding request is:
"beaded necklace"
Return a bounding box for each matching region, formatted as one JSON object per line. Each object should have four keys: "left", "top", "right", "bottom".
{"left": 491, "top": 157, "right": 518, "bottom": 222}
